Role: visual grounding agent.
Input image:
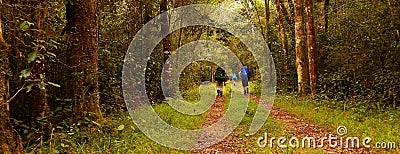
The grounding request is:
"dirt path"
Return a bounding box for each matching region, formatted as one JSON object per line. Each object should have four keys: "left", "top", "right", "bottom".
{"left": 193, "top": 95, "right": 251, "bottom": 153}
{"left": 192, "top": 84, "right": 371, "bottom": 153}
{"left": 249, "top": 95, "right": 371, "bottom": 154}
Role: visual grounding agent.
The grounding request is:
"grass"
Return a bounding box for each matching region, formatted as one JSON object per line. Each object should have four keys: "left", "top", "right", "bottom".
{"left": 28, "top": 82, "right": 399, "bottom": 153}
{"left": 226, "top": 82, "right": 325, "bottom": 153}
{"left": 37, "top": 106, "right": 200, "bottom": 153}
{"left": 39, "top": 82, "right": 291, "bottom": 153}
{"left": 274, "top": 94, "right": 400, "bottom": 153}
{"left": 32, "top": 87, "right": 209, "bottom": 153}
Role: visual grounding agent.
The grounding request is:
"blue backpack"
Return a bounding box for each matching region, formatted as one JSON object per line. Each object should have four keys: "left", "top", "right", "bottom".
{"left": 241, "top": 66, "right": 250, "bottom": 79}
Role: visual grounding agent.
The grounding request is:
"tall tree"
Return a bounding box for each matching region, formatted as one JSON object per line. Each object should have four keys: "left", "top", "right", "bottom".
{"left": 317, "top": 0, "right": 328, "bottom": 31}
{"left": 324, "top": 0, "right": 328, "bottom": 30}
{"left": 276, "top": 0, "right": 290, "bottom": 87}
{"left": 248, "top": 0, "right": 266, "bottom": 40}
{"left": 27, "top": 0, "right": 50, "bottom": 120}
{"left": 160, "top": 0, "right": 171, "bottom": 63}
{"left": 287, "top": 0, "right": 295, "bottom": 19}
{"left": 278, "top": 0, "right": 295, "bottom": 51}
{"left": 306, "top": 0, "right": 317, "bottom": 95}
{"left": 0, "top": 0, "right": 23, "bottom": 152}
{"left": 265, "top": 0, "right": 270, "bottom": 21}
{"left": 294, "top": 0, "right": 309, "bottom": 95}
{"left": 65, "top": 0, "right": 103, "bottom": 119}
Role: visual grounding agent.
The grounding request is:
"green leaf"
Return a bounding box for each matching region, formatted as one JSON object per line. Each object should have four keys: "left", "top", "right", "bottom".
{"left": 19, "top": 21, "right": 34, "bottom": 31}
{"left": 19, "top": 21, "right": 29, "bottom": 31}
{"left": 117, "top": 125, "right": 125, "bottom": 131}
{"left": 28, "top": 51, "right": 41, "bottom": 64}
{"left": 20, "top": 69, "right": 31, "bottom": 78}
{"left": 46, "top": 51, "right": 57, "bottom": 57}
{"left": 38, "top": 82, "right": 45, "bottom": 90}
{"left": 91, "top": 121, "right": 101, "bottom": 126}
{"left": 25, "top": 84, "right": 33, "bottom": 93}
{"left": 53, "top": 149, "right": 60, "bottom": 154}
{"left": 67, "top": 0, "right": 74, "bottom": 5}
{"left": 48, "top": 82, "right": 61, "bottom": 88}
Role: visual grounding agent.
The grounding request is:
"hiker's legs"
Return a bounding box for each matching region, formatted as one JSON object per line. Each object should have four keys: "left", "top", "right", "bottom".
{"left": 216, "top": 81, "right": 223, "bottom": 96}
{"left": 245, "top": 86, "right": 249, "bottom": 94}
{"left": 241, "top": 78, "right": 249, "bottom": 94}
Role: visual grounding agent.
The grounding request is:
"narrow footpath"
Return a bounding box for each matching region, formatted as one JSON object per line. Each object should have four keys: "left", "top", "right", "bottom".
{"left": 193, "top": 83, "right": 372, "bottom": 153}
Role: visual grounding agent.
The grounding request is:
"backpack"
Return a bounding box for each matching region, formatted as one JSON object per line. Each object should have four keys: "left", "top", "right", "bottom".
{"left": 241, "top": 66, "right": 250, "bottom": 79}
{"left": 215, "top": 67, "right": 227, "bottom": 82}
{"left": 232, "top": 73, "right": 237, "bottom": 80}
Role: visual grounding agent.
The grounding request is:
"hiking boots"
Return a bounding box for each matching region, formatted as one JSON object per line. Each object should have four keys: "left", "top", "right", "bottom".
{"left": 217, "top": 90, "right": 223, "bottom": 96}
{"left": 244, "top": 89, "right": 249, "bottom": 95}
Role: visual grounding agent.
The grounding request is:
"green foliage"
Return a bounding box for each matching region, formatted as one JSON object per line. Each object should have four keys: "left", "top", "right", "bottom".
{"left": 319, "top": 0, "right": 400, "bottom": 108}
{"left": 274, "top": 94, "right": 400, "bottom": 153}
{"left": 2, "top": 0, "right": 400, "bottom": 153}
{"left": 19, "top": 21, "right": 34, "bottom": 31}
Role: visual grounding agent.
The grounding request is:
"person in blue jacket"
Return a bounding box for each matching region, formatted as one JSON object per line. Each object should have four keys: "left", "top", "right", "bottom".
{"left": 232, "top": 73, "right": 237, "bottom": 86}
{"left": 240, "top": 66, "right": 250, "bottom": 94}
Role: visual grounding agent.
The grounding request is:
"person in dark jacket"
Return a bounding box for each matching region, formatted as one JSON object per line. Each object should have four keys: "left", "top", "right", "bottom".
{"left": 215, "top": 67, "right": 227, "bottom": 96}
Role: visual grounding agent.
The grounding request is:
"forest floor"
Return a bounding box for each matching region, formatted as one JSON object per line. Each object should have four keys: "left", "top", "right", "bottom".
{"left": 193, "top": 83, "right": 395, "bottom": 153}
{"left": 41, "top": 82, "right": 399, "bottom": 153}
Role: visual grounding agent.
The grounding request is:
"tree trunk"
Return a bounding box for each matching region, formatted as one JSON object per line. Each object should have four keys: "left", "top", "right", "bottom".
{"left": 294, "top": 0, "right": 309, "bottom": 95}
{"left": 317, "top": 0, "right": 325, "bottom": 32}
{"left": 0, "top": 0, "right": 24, "bottom": 152}
{"left": 248, "top": 0, "right": 266, "bottom": 40}
{"left": 279, "top": 0, "right": 295, "bottom": 54}
{"left": 265, "top": 0, "right": 270, "bottom": 21}
{"left": 317, "top": 0, "right": 328, "bottom": 31}
{"left": 324, "top": 0, "right": 329, "bottom": 30}
{"left": 279, "top": 0, "right": 294, "bottom": 26}
{"left": 287, "top": 0, "right": 295, "bottom": 19}
{"left": 65, "top": 0, "right": 103, "bottom": 120}
{"left": 306, "top": 0, "right": 318, "bottom": 95}
{"left": 276, "top": 0, "right": 290, "bottom": 88}
{"left": 27, "top": 0, "right": 50, "bottom": 120}
{"left": 160, "top": 0, "right": 171, "bottom": 63}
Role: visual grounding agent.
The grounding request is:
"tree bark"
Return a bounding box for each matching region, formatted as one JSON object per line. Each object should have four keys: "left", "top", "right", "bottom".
{"left": 306, "top": 0, "right": 318, "bottom": 95}
{"left": 276, "top": 0, "right": 290, "bottom": 87}
{"left": 317, "top": 0, "right": 328, "bottom": 31}
{"left": 65, "top": 0, "right": 103, "bottom": 120}
{"left": 248, "top": 0, "right": 266, "bottom": 40}
{"left": 279, "top": 0, "right": 295, "bottom": 53}
{"left": 324, "top": 0, "right": 329, "bottom": 30}
{"left": 27, "top": 0, "right": 50, "bottom": 120}
{"left": 294, "top": 0, "right": 309, "bottom": 95}
{"left": 265, "top": 0, "right": 270, "bottom": 21}
{"left": 317, "top": 0, "right": 325, "bottom": 32}
{"left": 287, "top": 0, "right": 295, "bottom": 19}
{"left": 279, "top": 0, "right": 294, "bottom": 26}
{"left": 0, "top": 0, "right": 24, "bottom": 152}
{"left": 160, "top": 0, "right": 171, "bottom": 63}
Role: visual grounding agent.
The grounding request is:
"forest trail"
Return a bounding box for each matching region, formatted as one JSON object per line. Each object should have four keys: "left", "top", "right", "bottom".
{"left": 249, "top": 95, "right": 371, "bottom": 153}
{"left": 193, "top": 92, "right": 251, "bottom": 153}
{"left": 193, "top": 84, "right": 371, "bottom": 153}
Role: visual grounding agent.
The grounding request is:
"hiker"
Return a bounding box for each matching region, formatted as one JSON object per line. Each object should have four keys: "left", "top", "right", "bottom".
{"left": 215, "top": 66, "right": 227, "bottom": 96}
{"left": 240, "top": 66, "right": 250, "bottom": 94}
{"left": 232, "top": 73, "right": 237, "bottom": 86}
